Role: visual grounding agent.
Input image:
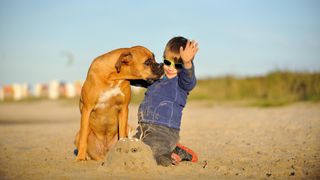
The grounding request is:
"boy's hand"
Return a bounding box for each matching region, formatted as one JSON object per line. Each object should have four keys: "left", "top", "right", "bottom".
{"left": 180, "top": 40, "right": 199, "bottom": 69}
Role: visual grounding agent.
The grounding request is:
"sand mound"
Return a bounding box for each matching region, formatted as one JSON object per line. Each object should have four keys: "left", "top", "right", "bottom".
{"left": 102, "top": 138, "right": 157, "bottom": 171}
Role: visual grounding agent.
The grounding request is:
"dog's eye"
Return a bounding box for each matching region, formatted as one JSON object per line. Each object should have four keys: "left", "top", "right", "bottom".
{"left": 144, "top": 59, "right": 152, "bottom": 66}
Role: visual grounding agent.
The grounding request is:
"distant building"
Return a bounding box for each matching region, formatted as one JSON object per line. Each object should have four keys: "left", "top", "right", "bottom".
{"left": 1, "top": 80, "right": 84, "bottom": 101}
{"left": 0, "top": 83, "right": 29, "bottom": 101}
{"left": 65, "top": 82, "right": 76, "bottom": 98}
{"left": 34, "top": 83, "right": 48, "bottom": 98}
{"left": 0, "top": 86, "right": 4, "bottom": 101}
{"left": 13, "top": 84, "right": 23, "bottom": 100}
{"left": 48, "top": 80, "right": 60, "bottom": 99}
{"left": 3, "top": 85, "right": 14, "bottom": 100}
{"left": 74, "top": 80, "right": 83, "bottom": 96}
{"left": 21, "top": 83, "right": 29, "bottom": 99}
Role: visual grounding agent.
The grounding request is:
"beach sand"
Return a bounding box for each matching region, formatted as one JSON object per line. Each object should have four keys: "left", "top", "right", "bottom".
{"left": 0, "top": 100, "right": 319, "bottom": 179}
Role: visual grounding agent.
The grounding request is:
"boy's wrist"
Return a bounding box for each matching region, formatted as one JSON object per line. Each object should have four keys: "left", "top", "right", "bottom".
{"left": 183, "top": 62, "right": 193, "bottom": 69}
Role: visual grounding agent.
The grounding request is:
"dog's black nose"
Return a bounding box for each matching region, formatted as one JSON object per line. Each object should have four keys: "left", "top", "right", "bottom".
{"left": 152, "top": 63, "right": 164, "bottom": 78}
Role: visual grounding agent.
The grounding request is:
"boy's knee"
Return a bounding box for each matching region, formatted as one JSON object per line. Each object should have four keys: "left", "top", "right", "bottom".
{"left": 155, "top": 154, "right": 172, "bottom": 167}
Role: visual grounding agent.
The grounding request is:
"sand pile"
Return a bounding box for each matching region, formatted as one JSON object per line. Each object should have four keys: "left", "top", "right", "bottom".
{"left": 101, "top": 138, "right": 157, "bottom": 172}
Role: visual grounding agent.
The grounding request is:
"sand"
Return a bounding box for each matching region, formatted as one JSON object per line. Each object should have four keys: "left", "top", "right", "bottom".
{"left": 0, "top": 100, "right": 319, "bottom": 179}
{"left": 102, "top": 138, "right": 157, "bottom": 172}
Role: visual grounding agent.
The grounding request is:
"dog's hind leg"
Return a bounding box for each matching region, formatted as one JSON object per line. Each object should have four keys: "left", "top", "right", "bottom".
{"left": 87, "top": 131, "right": 107, "bottom": 161}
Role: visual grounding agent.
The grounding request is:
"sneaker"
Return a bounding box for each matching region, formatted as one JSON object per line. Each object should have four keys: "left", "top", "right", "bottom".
{"left": 172, "top": 143, "right": 198, "bottom": 162}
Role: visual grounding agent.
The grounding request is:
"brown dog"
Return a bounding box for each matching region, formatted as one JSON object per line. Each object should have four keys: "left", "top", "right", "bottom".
{"left": 75, "top": 46, "right": 163, "bottom": 161}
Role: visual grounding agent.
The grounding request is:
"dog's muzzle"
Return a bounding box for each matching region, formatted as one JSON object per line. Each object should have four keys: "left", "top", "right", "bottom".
{"left": 151, "top": 63, "right": 164, "bottom": 79}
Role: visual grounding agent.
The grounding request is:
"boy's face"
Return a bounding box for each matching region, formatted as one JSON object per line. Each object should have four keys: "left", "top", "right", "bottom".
{"left": 163, "top": 52, "right": 183, "bottom": 79}
{"left": 163, "top": 59, "right": 178, "bottom": 79}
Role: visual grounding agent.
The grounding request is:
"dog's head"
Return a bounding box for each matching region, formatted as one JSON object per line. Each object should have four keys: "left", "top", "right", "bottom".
{"left": 115, "top": 46, "right": 164, "bottom": 82}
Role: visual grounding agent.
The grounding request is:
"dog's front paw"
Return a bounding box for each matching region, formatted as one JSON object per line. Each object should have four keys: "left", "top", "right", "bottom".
{"left": 76, "top": 152, "right": 87, "bottom": 161}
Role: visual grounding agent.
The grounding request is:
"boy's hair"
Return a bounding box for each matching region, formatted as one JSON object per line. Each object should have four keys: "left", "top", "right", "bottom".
{"left": 163, "top": 36, "right": 188, "bottom": 63}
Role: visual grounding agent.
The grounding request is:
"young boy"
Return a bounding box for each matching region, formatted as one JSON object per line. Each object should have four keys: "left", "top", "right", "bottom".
{"left": 133, "top": 36, "right": 199, "bottom": 166}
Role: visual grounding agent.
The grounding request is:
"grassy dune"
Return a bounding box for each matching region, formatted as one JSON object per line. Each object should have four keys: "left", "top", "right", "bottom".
{"left": 132, "top": 71, "right": 320, "bottom": 107}
{"left": 190, "top": 71, "right": 320, "bottom": 106}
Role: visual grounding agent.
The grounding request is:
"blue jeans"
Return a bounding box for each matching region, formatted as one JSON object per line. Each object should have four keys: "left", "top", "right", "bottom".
{"left": 134, "top": 123, "right": 180, "bottom": 166}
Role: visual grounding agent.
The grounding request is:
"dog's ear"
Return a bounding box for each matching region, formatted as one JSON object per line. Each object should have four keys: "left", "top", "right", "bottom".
{"left": 115, "top": 51, "right": 132, "bottom": 73}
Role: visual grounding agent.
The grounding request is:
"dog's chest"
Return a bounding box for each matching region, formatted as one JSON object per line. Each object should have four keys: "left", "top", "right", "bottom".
{"left": 94, "top": 81, "right": 125, "bottom": 110}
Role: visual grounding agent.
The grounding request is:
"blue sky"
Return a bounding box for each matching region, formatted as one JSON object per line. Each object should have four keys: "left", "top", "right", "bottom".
{"left": 1, "top": 0, "right": 319, "bottom": 85}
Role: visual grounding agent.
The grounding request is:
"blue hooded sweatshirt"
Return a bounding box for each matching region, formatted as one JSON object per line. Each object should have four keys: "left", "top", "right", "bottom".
{"left": 138, "top": 64, "right": 196, "bottom": 130}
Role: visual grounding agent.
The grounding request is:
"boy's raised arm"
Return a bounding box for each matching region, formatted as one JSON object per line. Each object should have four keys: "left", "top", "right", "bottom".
{"left": 178, "top": 40, "right": 199, "bottom": 91}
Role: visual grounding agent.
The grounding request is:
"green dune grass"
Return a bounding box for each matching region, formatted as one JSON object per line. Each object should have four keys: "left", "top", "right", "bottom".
{"left": 192, "top": 71, "right": 320, "bottom": 106}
